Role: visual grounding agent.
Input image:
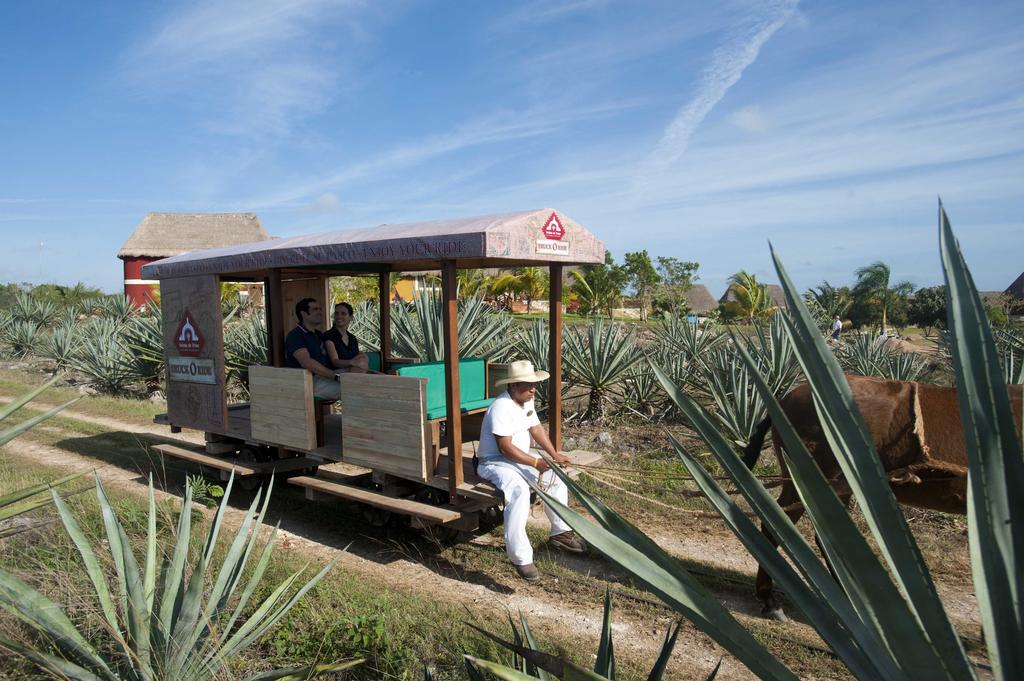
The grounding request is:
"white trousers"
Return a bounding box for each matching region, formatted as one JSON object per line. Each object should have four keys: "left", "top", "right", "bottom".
{"left": 478, "top": 458, "right": 571, "bottom": 566}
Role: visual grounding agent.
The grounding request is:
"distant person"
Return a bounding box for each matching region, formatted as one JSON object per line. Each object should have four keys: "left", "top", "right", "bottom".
{"left": 324, "top": 302, "right": 370, "bottom": 373}
{"left": 285, "top": 298, "right": 342, "bottom": 400}
{"left": 831, "top": 316, "right": 842, "bottom": 342}
{"left": 476, "top": 360, "right": 586, "bottom": 582}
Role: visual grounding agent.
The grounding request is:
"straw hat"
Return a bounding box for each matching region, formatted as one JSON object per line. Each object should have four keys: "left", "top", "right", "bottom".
{"left": 495, "top": 360, "right": 550, "bottom": 385}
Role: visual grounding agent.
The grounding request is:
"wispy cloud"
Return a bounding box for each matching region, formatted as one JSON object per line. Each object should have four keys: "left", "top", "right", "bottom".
{"left": 637, "top": 0, "right": 798, "bottom": 183}
{"left": 120, "top": 0, "right": 368, "bottom": 139}
{"left": 241, "top": 99, "right": 642, "bottom": 211}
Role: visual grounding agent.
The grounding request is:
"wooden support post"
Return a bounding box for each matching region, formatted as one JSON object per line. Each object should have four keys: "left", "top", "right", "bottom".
{"left": 548, "top": 264, "right": 563, "bottom": 451}
{"left": 378, "top": 272, "right": 391, "bottom": 373}
{"left": 268, "top": 269, "right": 285, "bottom": 367}
{"left": 441, "top": 260, "right": 463, "bottom": 499}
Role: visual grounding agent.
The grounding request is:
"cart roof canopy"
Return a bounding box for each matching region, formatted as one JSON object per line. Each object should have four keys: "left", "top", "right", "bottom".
{"left": 142, "top": 208, "right": 604, "bottom": 279}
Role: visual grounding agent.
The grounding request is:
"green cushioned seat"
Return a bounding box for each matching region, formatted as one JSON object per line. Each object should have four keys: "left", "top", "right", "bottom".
{"left": 460, "top": 397, "right": 495, "bottom": 413}
{"left": 397, "top": 357, "right": 490, "bottom": 420}
{"left": 365, "top": 352, "right": 381, "bottom": 372}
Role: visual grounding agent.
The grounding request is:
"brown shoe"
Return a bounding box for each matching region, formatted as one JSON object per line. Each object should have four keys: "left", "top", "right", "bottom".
{"left": 515, "top": 563, "right": 540, "bottom": 582}
{"left": 549, "top": 531, "right": 586, "bottom": 554}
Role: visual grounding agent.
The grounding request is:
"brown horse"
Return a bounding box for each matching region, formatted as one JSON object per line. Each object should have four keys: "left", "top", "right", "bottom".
{"left": 742, "top": 374, "right": 1024, "bottom": 620}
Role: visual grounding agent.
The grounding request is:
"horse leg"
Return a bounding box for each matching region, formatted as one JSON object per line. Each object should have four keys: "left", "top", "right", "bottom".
{"left": 756, "top": 482, "right": 803, "bottom": 621}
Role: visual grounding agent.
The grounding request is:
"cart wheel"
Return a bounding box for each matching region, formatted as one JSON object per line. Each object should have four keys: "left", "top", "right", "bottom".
{"left": 361, "top": 505, "right": 392, "bottom": 528}
{"left": 478, "top": 504, "right": 502, "bottom": 531}
{"left": 236, "top": 446, "right": 273, "bottom": 491}
{"left": 414, "top": 488, "right": 460, "bottom": 544}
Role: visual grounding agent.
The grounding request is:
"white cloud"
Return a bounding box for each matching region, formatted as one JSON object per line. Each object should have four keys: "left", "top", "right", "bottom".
{"left": 728, "top": 105, "right": 771, "bottom": 132}
{"left": 120, "top": 0, "right": 366, "bottom": 139}
{"left": 638, "top": 0, "right": 798, "bottom": 182}
{"left": 310, "top": 192, "right": 342, "bottom": 212}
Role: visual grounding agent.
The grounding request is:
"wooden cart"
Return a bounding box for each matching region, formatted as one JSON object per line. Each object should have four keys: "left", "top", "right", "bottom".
{"left": 145, "top": 209, "right": 605, "bottom": 532}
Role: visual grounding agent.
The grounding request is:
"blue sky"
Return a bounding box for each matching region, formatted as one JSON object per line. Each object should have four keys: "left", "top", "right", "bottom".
{"left": 1, "top": 0, "right": 1021, "bottom": 298}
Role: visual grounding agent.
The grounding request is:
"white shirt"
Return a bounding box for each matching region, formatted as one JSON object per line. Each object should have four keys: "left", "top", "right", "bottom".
{"left": 477, "top": 390, "right": 541, "bottom": 462}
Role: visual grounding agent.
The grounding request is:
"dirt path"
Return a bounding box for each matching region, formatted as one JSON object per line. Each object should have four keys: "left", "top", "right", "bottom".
{"left": 1, "top": 400, "right": 985, "bottom": 678}
{"left": 1, "top": 413, "right": 755, "bottom": 679}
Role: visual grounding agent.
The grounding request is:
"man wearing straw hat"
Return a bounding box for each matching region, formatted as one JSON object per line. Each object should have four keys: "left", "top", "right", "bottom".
{"left": 477, "top": 359, "right": 586, "bottom": 582}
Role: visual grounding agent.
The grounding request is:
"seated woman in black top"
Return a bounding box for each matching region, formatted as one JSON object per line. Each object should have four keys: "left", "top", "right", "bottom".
{"left": 323, "top": 302, "right": 370, "bottom": 373}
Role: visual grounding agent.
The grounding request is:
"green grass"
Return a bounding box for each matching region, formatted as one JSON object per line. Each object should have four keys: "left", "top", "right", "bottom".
{"left": 0, "top": 456, "right": 660, "bottom": 680}
{"left": 0, "top": 368, "right": 162, "bottom": 426}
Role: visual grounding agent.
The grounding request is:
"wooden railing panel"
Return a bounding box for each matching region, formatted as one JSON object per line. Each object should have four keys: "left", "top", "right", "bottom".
{"left": 249, "top": 366, "right": 317, "bottom": 451}
{"left": 340, "top": 373, "right": 429, "bottom": 481}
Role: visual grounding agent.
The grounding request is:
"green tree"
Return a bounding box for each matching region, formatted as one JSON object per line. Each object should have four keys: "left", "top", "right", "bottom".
{"left": 808, "top": 281, "right": 853, "bottom": 320}
{"left": 853, "top": 261, "right": 913, "bottom": 334}
{"left": 653, "top": 257, "right": 699, "bottom": 317}
{"left": 908, "top": 285, "right": 947, "bottom": 336}
{"left": 623, "top": 250, "right": 661, "bottom": 322}
{"left": 570, "top": 251, "right": 628, "bottom": 318}
{"left": 725, "top": 270, "right": 777, "bottom": 324}
{"left": 456, "top": 268, "right": 492, "bottom": 298}
{"left": 330, "top": 275, "right": 381, "bottom": 306}
{"left": 513, "top": 267, "right": 548, "bottom": 313}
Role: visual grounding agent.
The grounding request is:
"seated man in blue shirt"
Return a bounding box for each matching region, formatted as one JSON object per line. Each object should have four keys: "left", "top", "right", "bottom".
{"left": 284, "top": 297, "right": 342, "bottom": 400}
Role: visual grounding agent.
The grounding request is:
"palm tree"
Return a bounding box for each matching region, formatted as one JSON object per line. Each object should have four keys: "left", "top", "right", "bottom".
{"left": 853, "top": 262, "right": 913, "bottom": 335}
{"left": 487, "top": 272, "right": 519, "bottom": 310}
{"left": 809, "top": 281, "right": 853, "bottom": 319}
{"left": 727, "top": 271, "right": 777, "bottom": 324}
{"left": 456, "top": 269, "right": 492, "bottom": 298}
{"left": 513, "top": 267, "right": 548, "bottom": 312}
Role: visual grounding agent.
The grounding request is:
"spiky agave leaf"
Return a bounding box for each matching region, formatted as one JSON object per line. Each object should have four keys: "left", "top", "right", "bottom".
{"left": 562, "top": 318, "right": 642, "bottom": 421}
{"left": 0, "top": 475, "right": 358, "bottom": 680}
{"left": 939, "top": 202, "right": 1024, "bottom": 679}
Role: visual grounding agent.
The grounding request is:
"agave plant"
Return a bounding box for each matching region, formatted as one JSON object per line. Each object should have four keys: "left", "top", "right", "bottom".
{"left": 993, "top": 328, "right": 1024, "bottom": 384}
{"left": 739, "top": 314, "right": 801, "bottom": 395}
{"left": 348, "top": 299, "right": 382, "bottom": 352}
{"left": 225, "top": 311, "right": 268, "bottom": 392}
{"left": 122, "top": 311, "right": 166, "bottom": 390}
{"left": 526, "top": 204, "right": 1022, "bottom": 680}
{"left": 654, "top": 314, "right": 723, "bottom": 359}
{"left": 96, "top": 293, "right": 136, "bottom": 327}
{"left": 693, "top": 345, "right": 769, "bottom": 448}
{"left": 10, "top": 292, "right": 58, "bottom": 327}
{"left": 562, "top": 319, "right": 643, "bottom": 421}
{"left": 390, "top": 289, "right": 513, "bottom": 361}
{"left": 71, "top": 318, "right": 138, "bottom": 394}
{"left": 0, "top": 375, "right": 82, "bottom": 537}
{"left": 621, "top": 364, "right": 664, "bottom": 418}
{"left": 3, "top": 320, "right": 41, "bottom": 358}
{"left": 516, "top": 319, "right": 550, "bottom": 371}
{"left": 0, "top": 475, "right": 362, "bottom": 679}
{"left": 40, "top": 323, "right": 83, "bottom": 371}
{"left": 838, "top": 332, "right": 926, "bottom": 381}
{"left": 467, "top": 591, "right": 706, "bottom": 681}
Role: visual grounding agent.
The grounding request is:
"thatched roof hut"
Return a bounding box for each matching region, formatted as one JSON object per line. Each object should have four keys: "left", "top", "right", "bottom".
{"left": 683, "top": 284, "right": 718, "bottom": 314}
{"left": 718, "top": 283, "right": 789, "bottom": 310}
{"left": 1006, "top": 272, "right": 1024, "bottom": 300}
{"left": 118, "top": 213, "right": 269, "bottom": 258}
{"left": 118, "top": 213, "right": 270, "bottom": 307}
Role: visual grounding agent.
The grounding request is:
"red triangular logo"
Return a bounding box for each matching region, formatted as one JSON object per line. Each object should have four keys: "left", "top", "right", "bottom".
{"left": 174, "top": 310, "right": 204, "bottom": 357}
{"left": 541, "top": 212, "right": 565, "bottom": 241}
